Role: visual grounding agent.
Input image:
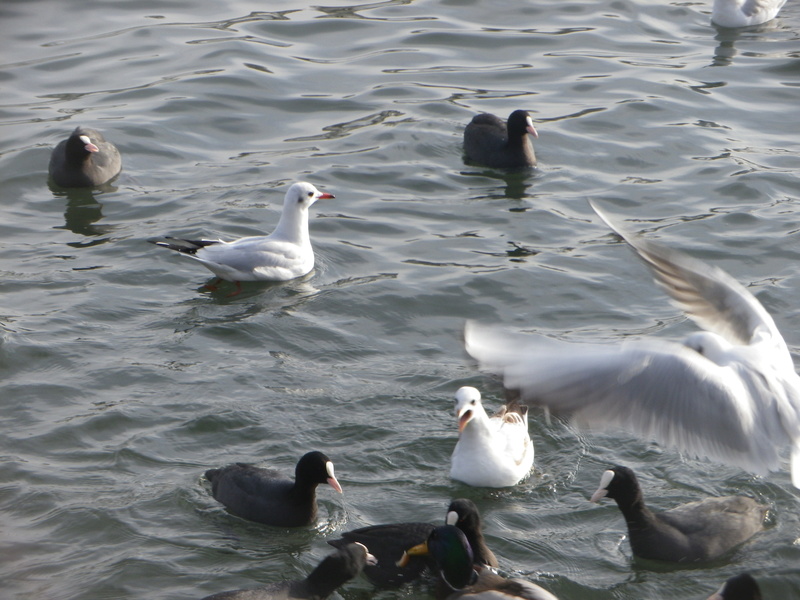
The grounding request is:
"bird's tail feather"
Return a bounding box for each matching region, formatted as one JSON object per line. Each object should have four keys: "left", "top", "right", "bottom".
{"left": 148, "top": 236, "right": 220, "bottom": 255}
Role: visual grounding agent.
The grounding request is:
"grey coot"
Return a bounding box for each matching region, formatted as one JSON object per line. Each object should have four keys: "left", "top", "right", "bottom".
{"left": 591, "top": 466, "right": 767, "bottom": 563}
{"left": 327, "top": 498, "right": 497, "bottom": 588}
{"left": 707, "top": 573, "right": 762, "bottom": 600}
{"left": 205, "top": 451, "right": 342, "bottom": 527}
{"left": 48, "top": 126, "right": 122, "bottom": 187}
{"left": 200, "top": 542, "right": 377, "bottom": 600}
{"left": 463, "top": 110, "right": 537, "bottom": 168}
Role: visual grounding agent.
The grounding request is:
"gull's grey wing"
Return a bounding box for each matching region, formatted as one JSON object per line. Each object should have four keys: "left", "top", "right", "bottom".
{"left": 591, "top": 201, "right": 787, "bottom": 354}
{"left": 193, "top": 237, "right": 307, "bottom": 280}
{"left": 464, "top": 320, "right": 785, "bottom": 476}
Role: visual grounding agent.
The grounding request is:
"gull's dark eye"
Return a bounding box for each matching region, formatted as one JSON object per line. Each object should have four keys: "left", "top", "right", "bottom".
{"left": 307, "top": 191, "right": 314, "bottom": 197}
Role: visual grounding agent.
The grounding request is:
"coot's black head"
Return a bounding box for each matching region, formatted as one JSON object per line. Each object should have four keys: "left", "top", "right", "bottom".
{"left": 506, "top": 110, "right": 538, "bottom": 138}
{"left": 590, "top": 465, "right": 641, "bottom": 505}
{"left": 66, "top": 126, "right": 105, "bottom": 156}
{"left": 446, "top": 498, "right": 482, "bottom": 531}
{"left": 306, "top": 542, "right": 377, "bottom": 594}
{"left": 710, "top": 573, "right": 762, "bottom": 600}
{"left": 296, "top": 451, "right": 343, "bottom": 493}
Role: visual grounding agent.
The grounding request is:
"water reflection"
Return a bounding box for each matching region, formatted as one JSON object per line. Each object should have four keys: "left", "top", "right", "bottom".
{"left": 460, "top": 166, "right": 535, "bottom": 200}
{"left": 49, "top": 183, "right": 116, "bottom": 246}
{"left": 709, "top": 20, "right": 783, "bottom": 67}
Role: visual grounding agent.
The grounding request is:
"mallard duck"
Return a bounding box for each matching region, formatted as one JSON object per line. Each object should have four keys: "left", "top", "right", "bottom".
{"left": 450, "top": 387, "right": 534, "bottom": 488}
{"left": 200, "top": 542, "right": 376, "bottom": 600}
{"left": 591, "top": 466, "right": 767, "bottom": 563}
{"left": 399, "top": 526, "right": 558, "bottom": 600}
{"left": 463, "top": 110, "right": 537, "bottom": 168}
{"left": 49, "top": 126, "right": 122, "bottom": 187}
{"left": 327, "top": 498, "right": 497, "bottom": 588}
{"left": 150, "top": 181, "right": 334, "bottom": 294}
{"left": 204, "top": 451, "right": 342, "bottom": 527}
{"left": 465, "top": 201, "right": 800, "bottom": 489}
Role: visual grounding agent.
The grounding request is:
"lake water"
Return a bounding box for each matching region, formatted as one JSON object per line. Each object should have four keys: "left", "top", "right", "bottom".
{"left": 2, "top": 0, "right": 800, "bottom": 598}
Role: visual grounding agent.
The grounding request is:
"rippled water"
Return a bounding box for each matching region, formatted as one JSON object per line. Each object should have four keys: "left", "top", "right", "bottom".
{"left": 2, "top": 0, "right": 800, "bottom": 598}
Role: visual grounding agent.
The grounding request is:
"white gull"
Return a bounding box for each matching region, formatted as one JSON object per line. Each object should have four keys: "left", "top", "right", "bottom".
{"left": 151, "top": 181, "right": 333, "bottom": 294}
{"left": 464, "top": 202, "right": 800, "bottom": 488}
{"left": 450, "top": 386, "right": 534, "bottom": 488}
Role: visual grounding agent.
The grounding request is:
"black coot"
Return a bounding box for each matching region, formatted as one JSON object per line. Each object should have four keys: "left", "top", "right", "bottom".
{"left": 205, "top": 451, "right": 342, "bottom": 527}
{"left": 591, "top": 466, "right": 767, "bottom": 563}
{"left": 463, "top": 110, "right": 537, "bottom": 168}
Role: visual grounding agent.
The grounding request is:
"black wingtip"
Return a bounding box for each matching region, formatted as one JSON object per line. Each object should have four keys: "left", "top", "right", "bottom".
{"left": 148, "top": 236, "right": 220, "bottom": 255}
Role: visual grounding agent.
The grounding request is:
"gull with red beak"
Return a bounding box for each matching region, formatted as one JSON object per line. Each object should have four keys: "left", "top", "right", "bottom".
{"left": 450, "top": 386, "right": 534, "bottom": 488}
{"left": 150, "top": 181, "right": 334, "bottom": 295}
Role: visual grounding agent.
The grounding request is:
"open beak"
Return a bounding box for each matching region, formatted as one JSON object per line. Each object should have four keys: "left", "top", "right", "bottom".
{"left": 396, "top": 540, "right": 429, "bottom": 567}
{"left": 457, "top": 409, "right": 473, "bottom": 433}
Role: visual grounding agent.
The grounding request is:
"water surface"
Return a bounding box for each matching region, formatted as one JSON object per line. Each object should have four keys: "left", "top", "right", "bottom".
{"left": 2, "top": 1, "right": 800, "bottom": 598}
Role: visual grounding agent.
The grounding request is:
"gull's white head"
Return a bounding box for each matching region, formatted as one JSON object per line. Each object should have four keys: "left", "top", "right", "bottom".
{"left": 454, "top": 386, "right": 486, "bottom": 433}
{"left": 284, "top": 181, "right": 334, "bottom": 210}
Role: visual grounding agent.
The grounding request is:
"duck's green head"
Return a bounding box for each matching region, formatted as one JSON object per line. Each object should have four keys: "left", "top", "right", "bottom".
{"left": 400, "top": 525, "right": 476, "bottom": 590}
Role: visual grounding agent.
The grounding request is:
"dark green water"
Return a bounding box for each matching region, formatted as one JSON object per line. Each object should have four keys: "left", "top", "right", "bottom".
{"left": 1, "top": 0, "right": 799, "bottom": 598}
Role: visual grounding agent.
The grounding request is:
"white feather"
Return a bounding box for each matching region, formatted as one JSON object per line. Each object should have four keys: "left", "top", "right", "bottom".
{"left": 450, "top": 387, "right": 534, "bottom": 488}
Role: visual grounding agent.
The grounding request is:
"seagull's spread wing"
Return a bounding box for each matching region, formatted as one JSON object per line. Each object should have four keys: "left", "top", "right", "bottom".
{"left": 591, "top": 201, "right": 787, "bottom": 354}
{"left": 465, "top": 204, "right": 800, "bottom": 487}
{"left": 465, "top": 320, "right": 787, "bottom": 477}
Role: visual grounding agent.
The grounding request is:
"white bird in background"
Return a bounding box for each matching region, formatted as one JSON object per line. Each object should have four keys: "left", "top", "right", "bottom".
{"left": 450, "top": 386, "right": 534, "bottom": 488}
{"left": 465, "top": 202, "right": 800, "bottom": 489}
{"left": 711, "top": 0, "right": 787, "bottom": 27}
{"left": 150, "top": 181, "right": 334, "bottom": 295}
